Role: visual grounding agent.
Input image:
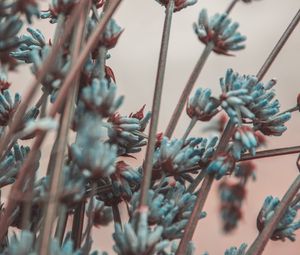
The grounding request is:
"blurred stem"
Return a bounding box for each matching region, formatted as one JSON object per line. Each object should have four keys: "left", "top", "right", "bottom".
{"left": 54, "top": 205, "right": 68, "bottom": 244}
{"left": 139, "top": 0, "right": 174, "bottom": 207}
{"left": 38, "top": 2, "right": 89, "bottom": 252}
{"left": 176, "top": 120, "right": 236, "bottom": 255}
{"left": 256, "top": 9, "right": 300, "bottom": 81}
{"left": 246, "top": 174, "right": 300, "bottom": 255}
{"left": 112, "top": 204, "right": 122, "bottom": 229}
{"left": 225, "top": 0, "right": 239, "bottom": 14}
{"left": 164, "top": 42, "right": 214, "bottom": 139}
{"left": 72, "top": 202, "right": 86, "bottom": 249}
{"left": 182, "top": 118, "right": 197, "bottom": 142}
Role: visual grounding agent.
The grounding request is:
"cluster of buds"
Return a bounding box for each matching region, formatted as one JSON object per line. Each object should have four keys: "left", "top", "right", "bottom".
{"left": 130, "top": 182, "right": 206, "bottom": 240}
{"left": 88, "top": 197, "right": 113, "bottom": 227}
{"left": 193, "top": 9, "right": 246, "bottom": 55}
{"left": 231, "top": 125, "right": 258, "bottom": 160}
{"left": 81, "top": 78, "right": 124, "bottom": 118}
{"left": 113, "top": 210, "right": 169, "bottom": 255}
{"left": 218, "top": 181, "right": 246, "bottom": 232}
{"left": 206, "top": 153, "right": 235, "bottom": 180}
{"left": 155, "top": 0, "right": 197, "bottom": 12}
{"left": 0, "top": 89, "right": 21, "bottom": 126}
{"left": 224, "top": 243, "right": 248, "bottom": 255}
{"left": 187, "top": 88, "right": 219, "bottom": 121}
{"left": 107, "top": 106, "right": 151, "bottom": 156}
{"left": 257, "top": 196, "right": 300, "bottom": 241}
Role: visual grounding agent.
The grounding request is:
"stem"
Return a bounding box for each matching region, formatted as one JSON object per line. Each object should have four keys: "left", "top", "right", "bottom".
{"left": 112, "top": 204, "right": 122, "bottom": 229}
{"left": 164, "top": 42, "right": 214, "bottom": 138}
{"left": 176, "top": 120, "right": 236, "bottom": 255}
{"left": 71, "top": 202, "right": 86, "bottom": 249}
{"left": 225, "top": 0, "right": 239, "bottom": 14}
{"left": 139, "top": 0, "right": 174, "bottom": 207}
{"left": 0, "top": 1, "right": 85, "bottom": 159}
{"left": 246, "top": 174, "right": 300, "bottom": 255}
{"left": 256, "top": 9, "right": 300, "bottom": 81}
{"left": 54, "top": 205, "right": 68, "bottom": 244}
{"left": 38, "top": 4, "right": 88, "bottom": 253}
{"left": 182, "top": 118, "right": 197, "bottom": 142}
{"left": 240, "top": 146, "right": 300, "bottom": 161}
{"left": 280, "top": 105, "right": 299, "bottom": 115}
{"left": 186, "top": 170, "right": 205, "bottom": 193}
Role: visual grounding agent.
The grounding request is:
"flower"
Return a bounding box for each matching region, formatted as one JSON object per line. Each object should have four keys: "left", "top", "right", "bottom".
{"left": 219, "top": 181, "right": 246, "bottom": 232}
{"left": 194, "top": 9, "right": 246, "bottom": 55}
{"left": 234, "top": 161, "right": 256, "bottom": 182}
{"left": 88, "top": 198, "right": 113, "bottom": 227}
{"left": 0, "top": 16, "right": 23, "bottom": 52}
{"left": 231, "top": 126, "right": 258, "bottom": 160}
{"left": 99, "top": 18, "right": 123, "bottom": 49}
{"left": 107, "top": 107, "right": 151, "bottom": 156}
{"left": 81, "top": 78, "right": 124, "bottom": 118}
{"left": 187, "top": 88, "right": 219, "bottom": 121}
{"left": 113, "top": 209, "right": 170, "bottom": 255}
{"left": 5, "top": 230, "right": 35, "bottom": 254}
{"left": 155, "top": 0, "right": 197, "bottom": 12}
{"left": 206, "top": 153, "right": 235, "bottom": 180}
{"left": 257, "top": 196, "right": 300, "bottom": 241}
{"left": 0, "top": 89, "right": 21, "bottom": 126}
{"left": 11, "top": 0, "right": 40, "bottom": 23}
{"left": 224, "top": 243, "right": 247, "bottom": 255}
{"left": 130, "top": 182, "right": 206, "bottom": 239}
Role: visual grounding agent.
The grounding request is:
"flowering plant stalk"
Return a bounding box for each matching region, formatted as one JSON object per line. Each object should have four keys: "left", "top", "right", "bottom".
{"left": 0, "top": 0, "right": 299, "bottom": 255}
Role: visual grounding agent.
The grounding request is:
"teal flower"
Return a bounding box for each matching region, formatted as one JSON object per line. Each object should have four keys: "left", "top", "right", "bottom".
{"left": 194, "top": 9, "right": 246, "bottom": 55}
{"left": 224, "top": 243, "right": 247, "bottom": 255}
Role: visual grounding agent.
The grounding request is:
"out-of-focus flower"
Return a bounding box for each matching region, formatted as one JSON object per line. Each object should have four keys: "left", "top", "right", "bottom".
{"left": 107, "top": 107, "right": 151, "bottom": 156}
{"left": 187, "top": 88, "right": 219, "bottom": 121}
{"left": 113, "top": 210, "right": 169, "bottom": 255}
{"left": 0, "top": 16, "right": 23, "bottom": 52}
{"left": 254, "top": 112, "right": 291, "bottom": 136}
{"left": 81, "top": 78, "right": 124, "bottom": 118}
{"left": 219, "top": 181, "right": 246, "bottom": 232}
{"left": 164, "top": 241, "right": 196, "bottom": 255}
{"left": 234, "top": 161, "right": 256, "bottom": 183}
{"left": 257, "top": 196, "right": 300, "bottom": 241}
{"left": 11, "top": 0, "right": 40, "bottom": 23}
{"left": 206, "top": 153, "right": 235, "bottom": 180}
{"left": 5, "top": 230, "right": 35, "bottom": 254}
{"left": 0, "top": 89, "right": 21, "bottom": 126}
{"left": 130, "top": 182, "right": 206, "bottom": 239}
{"left": 155, "top": 0, "right": 197, "bottom": 12}
{"left": 100, "top": 18, "right": 123, "bottom": 49}
{"left": 231, "top": 126, "right": 257, "bottom": 160}
{"left": 224, "top": 243, "right": 247, "bottom": 255}
{"left": 41, "top": 0, "right": 78, "bottom": 23}
{"left": 194, "top": 9, "right": 246, "bottom": 55}
{"left": 88, "top": 198, "right": 113, "bottom": 227}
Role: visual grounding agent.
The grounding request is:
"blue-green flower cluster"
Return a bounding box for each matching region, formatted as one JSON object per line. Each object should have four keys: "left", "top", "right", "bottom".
{"left": 257, "top": 196, "right": 300, "bottom": 241}
{"left": 130, "top": 182, "right": 206, "bottom": 239}
{"left": 187, "top": 88, "right": 219, "bottom": 121}
{"left": 219, "top": 69, "right": 290, "bottom": 135}
{"left": 113, "top": 210, "right": 169, "bottom": 255}
{"left": 107, "top": 107, "right": 151, "bottom": 156}
{"left": 11, "top": 0, "right": 39, "bottom": 23}
{"left": 0, "top": 89, "right": 21, "bottom": 126}
{"left": 88, "top": 197, "right": 113, "bottom": 227}
{"left": 194, "top": 9, "right": 246, "bottom": 55}
{"left": 206, "top": 153, "right": 235, "bottom": 180}
{"left": 0, "top": 144, "right": 32, "bottom": 188}
{"left": 231, "top": 126, "right": 258, "bottom": 160}
{"left": 224, "top": 243, "right": 247, "bottom": 255}
{"left": 218, "top": 181, "right": 246, "bottom": 232}
{"left": 81, "top": 78, "right": 124, "bottom": 118}
{"left": 5, "top": 230, "right": 35, "bottom": 255}
{"left": 155, "top": 0, "right": 197, "bottom": 12}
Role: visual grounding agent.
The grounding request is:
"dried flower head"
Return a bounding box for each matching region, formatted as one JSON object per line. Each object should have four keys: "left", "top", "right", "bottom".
{"left": 155, "top": 0, "right": 197, "bottom": 12}
{"left": 194, "top": 9, "right": 246, "bottom": 55}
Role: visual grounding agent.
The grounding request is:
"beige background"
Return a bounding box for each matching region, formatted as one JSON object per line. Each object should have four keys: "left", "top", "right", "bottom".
{"left": 10, "top": 0, "right": 300, "bottom": 254}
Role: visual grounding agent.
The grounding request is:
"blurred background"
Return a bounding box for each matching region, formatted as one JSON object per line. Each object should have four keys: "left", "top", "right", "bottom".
{"left": 9, "top": 0, "right": 300, "bottom": 254}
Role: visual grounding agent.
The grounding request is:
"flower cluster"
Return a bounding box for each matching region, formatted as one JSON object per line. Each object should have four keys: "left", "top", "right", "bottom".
{"left": 107, "top": 106, "right": 151, "bottom": 156}
{"left": 89, "top": 197, "right": 113, "bottom": 227}
{"left": 130, "top": 182, "right": 206, "bottom": 239}
{"left": 113, "top": 210, "right": 169, "bottom": 255}
{"left": 224, "top": 243, "right": 247, "bottom": 255}
{"left": 0, "top": 89, "right": 20, "bottom": 126}
{"left": 193, "top": 9, "right": 246, "bottom": 55}
{"left": 218, "top": 181, "right": 246, "bottom": 232}
{"left": 155, "top": 0, "right": 197, "bottom": 12}
{"left": 206, "top": 153, "right": 235, "bottom": 180}
{"left": 187, "top": 88, "right": 219, "bottom": 121}
{"left": 257, "top": 196, "right": 300, "bottom": 241}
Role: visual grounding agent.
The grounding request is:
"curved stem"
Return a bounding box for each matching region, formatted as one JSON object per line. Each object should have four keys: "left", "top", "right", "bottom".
{"left": 182, "top": 118, "right": 197, "bottom": 142}
{"left": 164, "top": 42, "right": 214, "bottom": 139}
{"left": 139, "top": 0, "right": 175, "bottom": 207}
{"left": 246, "top": 174, "right": 300, "bottom": 255}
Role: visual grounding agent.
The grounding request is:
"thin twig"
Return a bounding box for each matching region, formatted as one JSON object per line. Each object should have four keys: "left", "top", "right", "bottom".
{"left": 256, "top": 9, "right": 300, "bottom": 81}
{"left": 139, "top": 0, "right": 175, "bottom": 207}
{"left": 164, "top": 42, "right": 214, "bottom": 138}
{"left": 246, "top": 174, "right": 300, "bottom": 255}
{"left": 225, "top": 0, "right": 239, "bottom": 14}
{"left": 182, "top": 118, "right": 197, "bottom": 142}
